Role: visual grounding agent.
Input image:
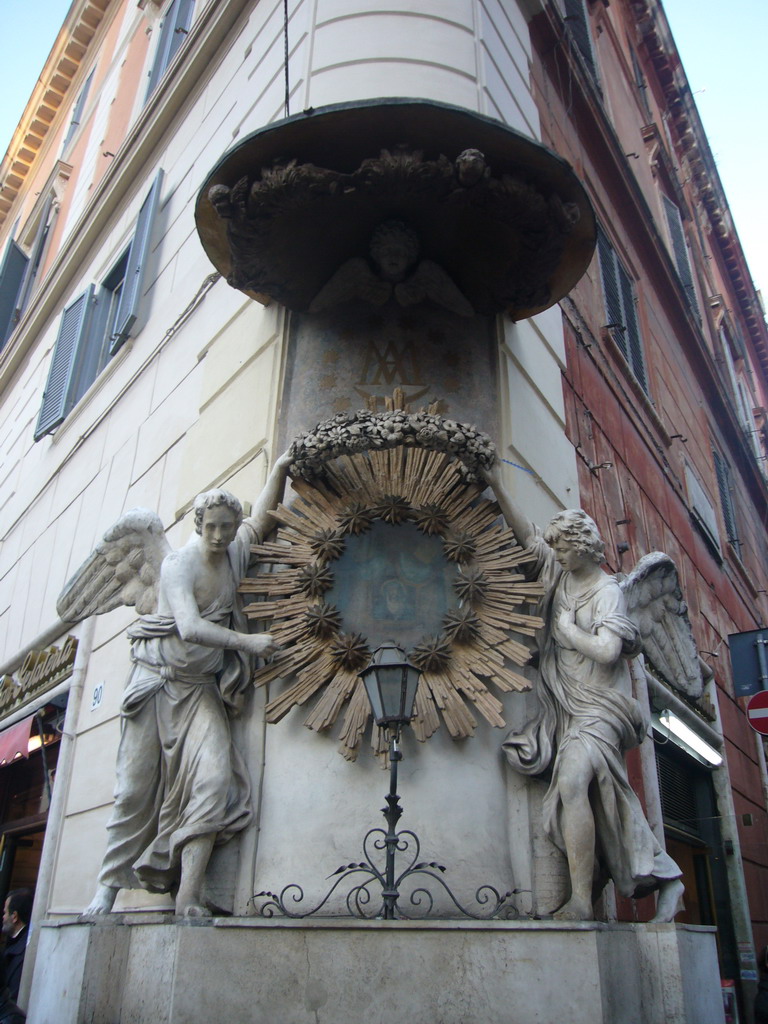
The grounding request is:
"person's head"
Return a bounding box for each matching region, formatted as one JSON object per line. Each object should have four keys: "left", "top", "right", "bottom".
{"left": 369, "top": 220, "right": 419, "bottom": 281}
{"left": 2, "top": 889, "right": 33, "bottom": 936}
{"left": 193, "top": 489, "right": 243, "bottom": 551}
{"left": 543, "top": 509, "right": 605, "bottom": 570}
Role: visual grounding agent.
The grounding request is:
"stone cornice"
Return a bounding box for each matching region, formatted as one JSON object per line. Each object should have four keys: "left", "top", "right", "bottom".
{"left": 629, "top": 0, "right": 768, "bottom": 382}
{"left": 0, "top": 0, "right": 252, "bottom": 395}
{"left": 532, "top": 1, "right": 768, "bottom": 507}
{"left": 0, "top": 0, "right": 113, "bottom": 230}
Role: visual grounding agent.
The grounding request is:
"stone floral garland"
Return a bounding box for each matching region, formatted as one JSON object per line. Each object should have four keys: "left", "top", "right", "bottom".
{"left": 288, "top": 407, "right": 496, "bottom": 483}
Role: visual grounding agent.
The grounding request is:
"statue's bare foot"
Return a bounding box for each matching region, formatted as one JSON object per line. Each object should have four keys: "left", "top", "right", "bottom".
{"left": 177, "top": 901, "right": 211, "bottom": 918}
{"left": 83, "top": 884, "right": 118, "bottom": 916}
{"left": 649, "top": 878, "right": 684, "bottom": 923}
{"left": 553, "top": 896, "right": 594, "bottom": 922}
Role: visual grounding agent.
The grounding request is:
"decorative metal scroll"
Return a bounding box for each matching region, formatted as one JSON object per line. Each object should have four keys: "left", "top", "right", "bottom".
{"left": 254, "top": 827, "right": 520, "bottom": 921}
{"left": 242, "top": 396, "right": 543, "bottom": 760}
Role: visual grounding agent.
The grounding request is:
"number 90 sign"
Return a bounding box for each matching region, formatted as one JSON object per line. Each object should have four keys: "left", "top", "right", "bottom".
{"left": 91, "top": 682, "right": 105, "bottom": 711}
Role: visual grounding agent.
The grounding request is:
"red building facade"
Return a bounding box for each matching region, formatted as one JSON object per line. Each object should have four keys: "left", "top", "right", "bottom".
{"left": 532, "top": 0, "right": 768, "bottom": 1004}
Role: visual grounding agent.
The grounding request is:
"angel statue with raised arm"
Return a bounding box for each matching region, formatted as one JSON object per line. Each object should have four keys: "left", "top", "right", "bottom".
{"left": 58, "top": 452, "right": 293, "bottom": 918}
{"left": 484, "top": 462, "right": 688, "bottom": 923}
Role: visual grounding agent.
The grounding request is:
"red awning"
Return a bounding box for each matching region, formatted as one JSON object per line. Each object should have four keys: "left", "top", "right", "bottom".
{"left": 0, "top": 715, "right": 35, "bottom": 766}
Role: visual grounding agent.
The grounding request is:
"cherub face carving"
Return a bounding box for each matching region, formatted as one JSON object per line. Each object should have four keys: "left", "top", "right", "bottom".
{"left": 369, "top": 220, "right": 420, "bottom": 282}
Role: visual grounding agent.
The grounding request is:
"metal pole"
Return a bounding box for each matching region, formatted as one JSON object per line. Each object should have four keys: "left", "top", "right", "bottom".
{"left": 756, "top": 637, "right": 768, "bottom": 690}
{"left": 381, "top": 726, "right": 403, "bottom": 919}
{"left": 35, "top": 711, "right": 52, "bottom": 805}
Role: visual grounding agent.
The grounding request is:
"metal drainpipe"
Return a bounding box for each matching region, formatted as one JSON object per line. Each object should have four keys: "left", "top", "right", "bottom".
{"left": 17, "top": 614, "right": 96, "bottom": 1011}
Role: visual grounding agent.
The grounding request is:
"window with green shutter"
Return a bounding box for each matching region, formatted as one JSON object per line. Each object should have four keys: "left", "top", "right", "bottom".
{"left": 563, "top": 0, "right": 599, "bottom": 82}
{"left": 662, "top": 195, "right": 700, "bottom": 317}
{"left": 712, "top": 447, "right": 739, "bottom": 549}
{"left": 34, "top": 288, "right": 96, "bottom": 440}
{"left": 596, "top": 226, "right": 648, "bottom": 393}
{"left": 0, "top": 241, "right": 28, "bottom": 350}
{"left": 62, "top": 68, "right": 95, "bottom": 151}
{"left": 34, "top": 171, "right": 163, "bottom": 440}
{"left": 145, "top": 0, "right": 195, "bottom": 101}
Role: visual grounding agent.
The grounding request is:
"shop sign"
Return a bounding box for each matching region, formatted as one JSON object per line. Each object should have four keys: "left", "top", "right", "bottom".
{"left": 0, "top": 636, "right": 78, "bottom": 718}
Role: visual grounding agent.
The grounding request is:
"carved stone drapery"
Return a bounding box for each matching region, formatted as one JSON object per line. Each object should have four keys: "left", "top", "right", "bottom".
{"left": 208, "top": 147, "right": 578, "bottom": 317}
{"left": 196, "top": 100, "right": 596, "bottom": 320}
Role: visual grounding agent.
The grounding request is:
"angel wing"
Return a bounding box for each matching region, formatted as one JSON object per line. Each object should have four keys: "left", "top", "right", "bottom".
{"left": 620, "top": 552, "right": 704, "bottom": 698}
{"left": 394, "top": 259, "right": 474, "bottom": 317}
{"left": 309, "top": 257, "right": 391, "bottom": 312}
{"left": 57, "top": 509, "right": 172, "bottom": 623}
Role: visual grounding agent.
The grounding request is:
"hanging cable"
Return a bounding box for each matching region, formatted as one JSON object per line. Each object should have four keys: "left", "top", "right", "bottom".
{"left": 283, "top": 0, "right": 290, "bottom": 117}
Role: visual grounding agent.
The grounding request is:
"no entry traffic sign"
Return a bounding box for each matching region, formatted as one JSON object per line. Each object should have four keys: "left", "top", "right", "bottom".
{"left": 746, "top": 690, "right": 768, "bottom": 735}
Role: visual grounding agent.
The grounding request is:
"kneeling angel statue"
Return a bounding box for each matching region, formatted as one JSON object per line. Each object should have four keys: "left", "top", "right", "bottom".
{"left": 58, "top": 453, "right": 292, "bottom": 917}
{"left": 484, "top": 462, "right": 691, "bottom": 922}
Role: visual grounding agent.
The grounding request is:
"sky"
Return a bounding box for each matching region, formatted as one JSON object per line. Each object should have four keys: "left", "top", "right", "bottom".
{"left": 662, "top": 0, "right": 767, "bottom": 299}
{"left": 0, "top": 0, "right": 765, "bottom": 297}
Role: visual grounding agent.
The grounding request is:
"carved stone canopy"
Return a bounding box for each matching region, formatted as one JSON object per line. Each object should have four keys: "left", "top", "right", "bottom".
{"left": 195, "top": 99, "right": 596, "bottom": 320}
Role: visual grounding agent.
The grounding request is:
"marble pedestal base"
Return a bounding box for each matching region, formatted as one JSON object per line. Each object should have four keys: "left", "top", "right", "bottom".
{"left": 27, "top": 916, "right": 723, "bottom": 1024}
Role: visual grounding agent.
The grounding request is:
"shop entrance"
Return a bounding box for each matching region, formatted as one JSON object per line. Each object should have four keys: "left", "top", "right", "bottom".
{"left": 655, "top": 741, "right": 738, "bottom": 1010}
{"left": 0, "top": 698, "right": 67, "bottom": 906}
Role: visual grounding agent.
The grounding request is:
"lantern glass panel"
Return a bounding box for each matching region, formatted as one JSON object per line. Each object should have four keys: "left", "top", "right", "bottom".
{"left": 361, "top": 643, "right": 420, "bottom": 726}
{"left": 377, "top": 665, "right": 407, "bottom": 721}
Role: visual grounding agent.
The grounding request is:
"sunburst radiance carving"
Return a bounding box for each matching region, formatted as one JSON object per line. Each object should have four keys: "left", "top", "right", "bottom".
{"left": 305, "top": 602, "right": 342, "bottom": 639}
{"left": 372, "top": 494, "right": 412, "bottom": 524}
{"left": 241, "top": 423, "right": 544, "bottom": 760}
{"left": 411, "top": 636, "right": 452, "bottom": 674}
{"left": 443, "top": 607, "right": 482, "bottom": 645}
{"left": 338, "top": 503, "right": 376, "bottom": 535}
{"left": 330, "top": 632, "right": 372, "bottom": 672}
{"left": 453, "top": 567, "right": 489, "bottom": 604}
{"left": 297, "top": 563, "right": 334, "bottom": 598}
{"left": 412, "top": 504, "right": 450, "bottom": 537}
{"left": 443, "top": 530, "right": 477, "bottom": 563}
{"left": 310, "top": 529, "right": 346, "bottom": 563}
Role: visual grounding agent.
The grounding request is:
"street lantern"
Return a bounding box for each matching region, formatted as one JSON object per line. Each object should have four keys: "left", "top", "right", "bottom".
{"left": 254, "top": 646, "right": 514, "bottom": 920}
{"left": 359, "top": 642, "right": 420, "bottom": 728}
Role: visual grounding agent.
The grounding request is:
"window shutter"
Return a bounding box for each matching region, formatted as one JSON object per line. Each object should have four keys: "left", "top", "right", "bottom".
{"left": 63, "top": 69, "right": 95, "bottom": 150}
{"left": 145, "top": 0, "right": 195, "bottom": 100}
{"left": 0, "top": 241, "right": 28, "bottom": 349}
{"left": 564, "top": 0, "right": 597, "bottom": 78}
{"left": 110, "top": 169, "right": 164, "bottom": 353}
{"left": 34, "top": 287, "right": 95, "bottom": 440}
{"left": 630, "top": 47, "right": 652, "bottom": 118}
{"left": 712, "top": 448, "right": 739, "bottom": 546}
{"left": 662, "top": 195, "right": 699, "bottom": 315}
{"left": 597, "top": 228, "right": 622, "bottom": 330}
{"left": 597, "top": 226, "right": 648, "bottom": 393}
{"left": 685, "top": 463, "right": 720, "bottom": 554}
{"left": 618, "top": 263, "right": 647, "bottom": 390}
{"left": 16, "top": 194, "right": 55, "bottom": 318}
